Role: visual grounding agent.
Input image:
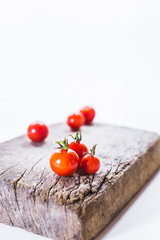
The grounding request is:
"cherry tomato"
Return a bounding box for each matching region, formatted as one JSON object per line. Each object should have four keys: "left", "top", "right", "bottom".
{"left": 80, "top": 106, "right": 95, "bottom": 124}
{"left": 50, "top": 139, "right": 80, "bottom": 176}
{"left": 50, "top": 149, "right": 80, "bottom": 176}
{"left": 69, "top": 132, "right": 88, "bottom": 160}
{"left": 80, "top": 145, "right": 100, "bottom": 174}
{"left": 27, "top": 121, "right": 48, "bottom": 142}
{"left": 69, "top": 141, "right": 88, "bottom": 160}
{"left": 67, "top": 113, "right": 85, "bottom": 130}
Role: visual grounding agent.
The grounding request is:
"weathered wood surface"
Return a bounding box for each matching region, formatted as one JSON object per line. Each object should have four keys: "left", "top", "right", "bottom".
{"left": 0, "top": 123, "right": 160, "bottom": 240}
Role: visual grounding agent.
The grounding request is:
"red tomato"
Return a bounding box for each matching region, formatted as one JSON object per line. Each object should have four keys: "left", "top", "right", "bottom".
{"left": 67, "top": 113, "right": 85, "bottom": 130}
{"left": 80, "top": 106, "right": 95, "bottom": 124}
{"left": 80, "top": 154, "right": 100, "bottom": 174}
{"left": 69, "top": 132, "right": 88, "bottom": 159}
{"left": 69, "top": 141, "right": 88, "bottom": 160}
{"left": 27, "top": 121, "right": 48, "bottom": 142}
{"left": 50, "top": 149, "right": 80, "bottom": 176}
{"left": 80, "top": 145, "right": 100, "bottom": 174}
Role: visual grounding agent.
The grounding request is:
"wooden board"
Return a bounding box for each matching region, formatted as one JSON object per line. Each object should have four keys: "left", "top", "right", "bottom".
{"left": 0, "top": 123, "right": 160, "bottom": 240}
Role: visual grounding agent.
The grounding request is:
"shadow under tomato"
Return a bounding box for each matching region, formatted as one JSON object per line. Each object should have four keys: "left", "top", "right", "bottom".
{"left": 21, "top": 139, "right": 47, "bottom": 148}
{"left": 30, "top": 141, "right": 46, "bottom": 147}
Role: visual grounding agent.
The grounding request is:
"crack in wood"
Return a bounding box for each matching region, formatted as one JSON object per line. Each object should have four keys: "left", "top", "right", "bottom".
{"left": 94, "top": 168, "right": 112, "bottom": 194}
{"left": 45, "top": 176, "right": 61, "bottom": 204}
{"left": 0, "top": 164, "right": 18, "bottom": 176}
{"left": 28, "top": 157, "right": 44, "bottom": 174}
{"left": 12, "top": 169, "right": 27, "bottom": 228}
{"left": 30, "top": 168, "right": 46, "bottom": 204}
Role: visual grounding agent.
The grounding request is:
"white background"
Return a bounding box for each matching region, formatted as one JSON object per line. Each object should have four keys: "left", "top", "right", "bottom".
{"left": 0, "top": 0, "right": 160, "bottom": 239}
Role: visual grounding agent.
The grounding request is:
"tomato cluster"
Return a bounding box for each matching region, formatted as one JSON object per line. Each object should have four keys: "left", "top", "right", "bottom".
{"left": 27, "top": 106, "right": 99, "bottom": 176}
{"left": 67, "top": 106, "right": 95, "bottom": 130}
{"left": 50, "top": 132, "right": 100, "bottom": 176}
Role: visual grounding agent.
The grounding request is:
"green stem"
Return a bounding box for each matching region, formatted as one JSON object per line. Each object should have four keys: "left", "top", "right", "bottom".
{"left": 69, "top": 132, "right": 82, "bottom": 142}
{"left": 55, "top": 138, "right": 69, "bottom": 150}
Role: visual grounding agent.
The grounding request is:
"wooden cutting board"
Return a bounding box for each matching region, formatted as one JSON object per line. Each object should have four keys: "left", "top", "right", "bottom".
{"left": 0, "top": 123, "right": 160, "bottom": 240}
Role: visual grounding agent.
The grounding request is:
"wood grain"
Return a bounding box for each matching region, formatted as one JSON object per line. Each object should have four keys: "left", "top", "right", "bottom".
{"left": 0, "top": 123, "right": 160, "bottom": 240}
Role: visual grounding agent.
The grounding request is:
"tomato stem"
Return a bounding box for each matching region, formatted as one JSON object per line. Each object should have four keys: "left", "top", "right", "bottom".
{"left": 90, "top": 144, "right": 97, "bottom": 156}
{"left": 69, "top": 132, "right": 82, "bottom": 142}
{"left": 55, "top": 138, "right": 69, "bottom": 150}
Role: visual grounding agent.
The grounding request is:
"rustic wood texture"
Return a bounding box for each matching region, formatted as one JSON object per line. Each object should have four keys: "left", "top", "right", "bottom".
{"left": 0, "top": 123, "right": 160, "bottom": 240}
